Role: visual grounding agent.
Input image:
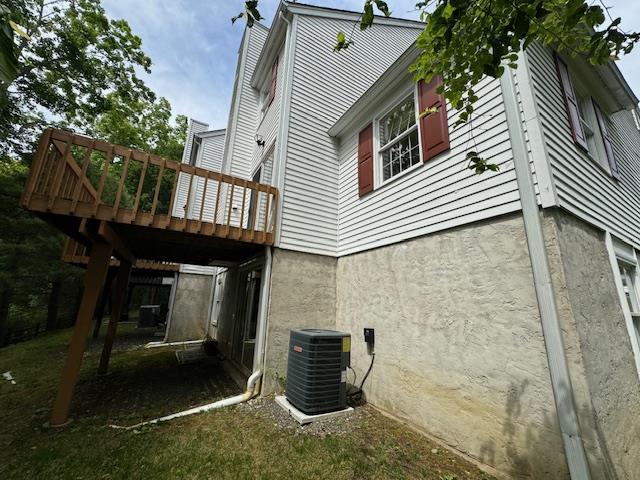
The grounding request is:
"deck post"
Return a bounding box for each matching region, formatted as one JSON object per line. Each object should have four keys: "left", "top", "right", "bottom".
{"left": 92, "top": 269, "right": 115, "bottom": 339}
{"left": 49, "top": 242, "right": 113, "bottom": 427}
{"left": 97, "top": 261, "right": 131, "bottom": 375}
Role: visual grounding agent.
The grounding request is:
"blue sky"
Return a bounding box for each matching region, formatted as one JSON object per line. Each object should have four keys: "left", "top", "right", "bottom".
{"left": 102, "top": 0, "right": 640, "bottom": 129}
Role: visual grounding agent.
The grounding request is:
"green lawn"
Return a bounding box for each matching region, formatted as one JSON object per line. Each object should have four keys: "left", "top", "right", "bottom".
{"left": 0, "top": 327, "right": 494, "bottom": 480}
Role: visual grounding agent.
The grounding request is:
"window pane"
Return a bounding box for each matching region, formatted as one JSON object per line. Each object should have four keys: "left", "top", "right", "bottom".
{"left": 619, "top": 262, "right": 640, "bottom": 314}
{"left": 381, "top": 129, "right": 420, "bottom": 181}
{"left": 379, "top": 95, "right": 416, "bottom": 147}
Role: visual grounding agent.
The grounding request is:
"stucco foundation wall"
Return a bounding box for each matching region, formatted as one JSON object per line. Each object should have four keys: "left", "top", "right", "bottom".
{"left": 263, "top": 248, "right": 337, "bottom": 394}
{"left": 166, "top": 272, "right": 213, "bottom": 342}
{"left": 544, "top": 208, "right": 640, "bottom": 479}
{"left": 335, "top": 213, "right": 565, "bottom": 478}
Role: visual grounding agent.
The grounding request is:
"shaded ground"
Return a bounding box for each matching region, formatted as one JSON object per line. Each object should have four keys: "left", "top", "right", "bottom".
{"left": 0, "top": 327, "right": 494, "bottom": 479}
{"left": 85, "top": 322, "right": 161, "bottom": 354}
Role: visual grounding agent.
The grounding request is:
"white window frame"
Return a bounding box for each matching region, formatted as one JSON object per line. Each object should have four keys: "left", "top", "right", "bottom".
{"left": 605, "top": 232, "right": 640, "bottom": 380}
{"left": 189, "top": 134, "right": 203, "bottom": 166}
{"left": 570, "top": 71, "right": 612, "bottom": 175}
{"left": 259, "top": 88, "right": 269, "bottom": 119}
{"left": 373, "top": 84, "right": 423, "bottom": 188}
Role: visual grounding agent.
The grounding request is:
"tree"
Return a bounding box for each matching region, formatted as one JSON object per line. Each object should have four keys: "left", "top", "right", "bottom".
{"left": 90, "top": 94, "right": 187, "bottom": 213}
{"left": 0, "top": 1, "right": 187, "bottom": 338}
{"left": 93, "top": 93, "right": 187, "bottom": 161}
{"left": 0, "top": 159, "right": 79, "bottom": 339}
{"left": 236, "top": 0, "right": 639, "bottom": 171}
{"left": 1, "top": 0, "right": 154, "bottom": 156}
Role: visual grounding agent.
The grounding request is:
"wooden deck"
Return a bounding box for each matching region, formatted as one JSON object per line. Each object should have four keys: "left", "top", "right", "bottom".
{"left": 21, "top": 128, "right": 279, "bottom": 266}
{"left": 62, "top": 238, "right": 179, "bottom": 275}
{"left": 20, "top": 129, "right": 280, "bottom": 426}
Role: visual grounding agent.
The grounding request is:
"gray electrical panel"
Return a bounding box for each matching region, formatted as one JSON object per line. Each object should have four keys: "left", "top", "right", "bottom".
{"left": 285, "top": 328, "right": 351, "bottom": 414}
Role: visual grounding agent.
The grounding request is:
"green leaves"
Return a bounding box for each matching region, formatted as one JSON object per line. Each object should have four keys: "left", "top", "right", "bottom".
{"left": 232, "top": 1, "right": 263, "bottom": 27}
{"left": 407, "top": 0, "right": 639, "bottom": 174}
{"left": 466, "top": 151, "right": 500, "bottom": 175}
{"left": 360, "top": 0, "right": 392, "bottom": 30}
{"left": 334, "top": 31, "right": 354, "bottom": 52}
{"left": 0, "top": 3, "right": 22, "bottom": 88}
{"left": 361, "top": 2, "right": 375, "bottom": 30}
{"left": 0, "top": 21, "right": 18, "bottom": 86}
{"left": 2, "top": 0, "right": 156, "bottom": 156}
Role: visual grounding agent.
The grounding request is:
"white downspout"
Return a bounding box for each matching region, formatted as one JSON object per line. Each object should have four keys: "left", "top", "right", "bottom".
{"left": 500, "top": 68, "right": 591, "bottom": 478}
{"left": 252, "top": 245, "right": 273, "bottom": 380}
{"left": 114, "top": 246, "right": 273, "bottom": 429}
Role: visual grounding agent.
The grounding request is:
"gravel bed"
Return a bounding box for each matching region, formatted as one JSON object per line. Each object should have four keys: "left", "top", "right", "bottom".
{"left": 238, "top": 395, "right": 367, "bottom": 437}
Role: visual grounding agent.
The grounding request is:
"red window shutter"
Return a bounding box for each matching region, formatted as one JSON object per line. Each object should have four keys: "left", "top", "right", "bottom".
{"left": 553, "top": 53, "right": 589, "bottom": 151}
{"left": 418, "top": 75, "right": 450, "bottom": 163}
{"left": 358, "top": 123, "right": 374, "bottom": 197}
{"left": 593, "top": 100, "right": 621, "bottom": 180}
{"left": 268, "top": 56, "right": 278, "bottom": 105}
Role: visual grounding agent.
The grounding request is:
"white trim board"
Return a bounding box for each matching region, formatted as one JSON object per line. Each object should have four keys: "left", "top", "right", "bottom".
{"left": 605, "top": 231, "right": 640, "bottom": 380}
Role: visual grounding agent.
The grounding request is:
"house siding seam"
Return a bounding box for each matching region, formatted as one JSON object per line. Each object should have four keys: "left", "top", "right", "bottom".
{"left": 526, "top": 42, "right": 640, "bottom": 249}
{"left": 337, "top": 75, "right": 526, "bottom": 256}
{"left": 280, "top": 15, "right": 421, "bottom": 256}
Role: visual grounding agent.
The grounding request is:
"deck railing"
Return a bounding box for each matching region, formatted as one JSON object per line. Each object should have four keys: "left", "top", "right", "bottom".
{"left": 22, "top": 128, "right": 279, "bottom": 245}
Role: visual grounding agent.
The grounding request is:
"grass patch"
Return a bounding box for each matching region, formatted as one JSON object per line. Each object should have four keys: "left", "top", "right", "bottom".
{"left": 0, "top": 327, "right": 494, "bottom": 479}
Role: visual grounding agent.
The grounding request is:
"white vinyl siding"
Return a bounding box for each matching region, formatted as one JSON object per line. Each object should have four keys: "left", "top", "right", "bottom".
{"left": 251, "top": 43, "right": 285, "bottom": 177}
{"left": 526, "top": 43, "right": 640, "bottom": 249}
{"left": 224, "top": 25, "right": 269, "bottom": 179}
{"left": 191, "top": 131, "right": 226, "bottom": 223}
{"left": 279, "top": 14, "right": 422, "bottom": 256}
{"left": 174, "top": 119, "right": 209, "bottom": 218}
{"left": 337, "top": 76, "right": 520, "bottom": 256}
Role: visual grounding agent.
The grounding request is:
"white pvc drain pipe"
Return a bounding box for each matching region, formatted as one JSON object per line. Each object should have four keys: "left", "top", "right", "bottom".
{"left": 110, "top": 370, "right": 262, "bottom": 430}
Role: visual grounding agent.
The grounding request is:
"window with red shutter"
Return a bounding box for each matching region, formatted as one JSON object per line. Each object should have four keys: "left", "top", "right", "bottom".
{"left": 418, "top": 75, "right": 450, "bottom": 162}
{"left": 554, "top": 53, "right": 589, "bottom": 151}
{"left": 268, "top": 56, "right": 278, "bottom": 106}
{"left": 358, "top": 123, "right": 374, "bottom": 197}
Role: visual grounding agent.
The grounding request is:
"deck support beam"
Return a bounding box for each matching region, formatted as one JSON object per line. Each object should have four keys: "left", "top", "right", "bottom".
{"left": 92, "top": 270, "right": 115, "bottom": 339}
{"left": 97, "top": 261, "right": 132, "bottom": 375}
{"left": 49, "top": 242, "right": 113, "bottom": 427}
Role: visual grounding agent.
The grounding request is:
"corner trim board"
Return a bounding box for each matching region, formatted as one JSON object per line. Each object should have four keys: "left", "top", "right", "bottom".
{"left": 273, "top": 13, "right": 297, "bottom": 247}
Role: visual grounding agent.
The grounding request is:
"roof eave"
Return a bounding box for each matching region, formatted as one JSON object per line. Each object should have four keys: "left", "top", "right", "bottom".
{"left": 250, "top": 2, "right": 289, "bottom": 89}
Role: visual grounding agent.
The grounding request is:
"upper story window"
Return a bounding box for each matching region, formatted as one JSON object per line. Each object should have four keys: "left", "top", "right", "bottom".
{"left": 573, "top": 83, "right": 608, "bottom": 169}
{"left": 189, "top": 134, "right": 202, "bottom": 166}
{"left": 555, "top": 53, "right": 621, "bottom": 180}
{"left": 378, "top": 93, "right": 420, "bottom": 182}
